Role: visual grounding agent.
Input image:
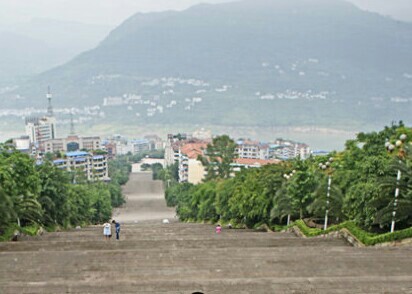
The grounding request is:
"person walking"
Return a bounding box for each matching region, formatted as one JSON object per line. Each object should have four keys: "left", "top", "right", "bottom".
{"left": 215, "top": 224, "right": 222, "bottom": 234}
{"left": 103, "top": 222, "right": 111, "bottom": 240}
{"left": 113, "top": 220, "right": 121, "bottom": 240}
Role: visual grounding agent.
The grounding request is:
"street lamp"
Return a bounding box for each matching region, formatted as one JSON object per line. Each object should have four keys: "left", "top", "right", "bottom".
{"left": 283, "top": 170, "right": 296, "bottom": 226}
{"left": 385, "top": 134, "right": 407, "bottom": 233}
{"left": 319, "top": 157, "right": 334, "bottom": 230}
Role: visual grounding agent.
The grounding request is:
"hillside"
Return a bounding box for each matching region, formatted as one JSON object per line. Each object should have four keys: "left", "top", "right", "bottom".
{"left": 0, "top": 19, "right": 111, "bottom": 81}
{"left": 2, "top": 0, "right": 412, "bottom": 129}
{"left": 0, "top": 32, "right": 61, "bottom": 80}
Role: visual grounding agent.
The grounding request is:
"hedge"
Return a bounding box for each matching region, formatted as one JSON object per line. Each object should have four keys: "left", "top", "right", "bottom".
{"left": 294, "top": 220, "right": 412, "bottom": 246}
{"left": 0, "top": 224, "right": 42, "bottom": 242}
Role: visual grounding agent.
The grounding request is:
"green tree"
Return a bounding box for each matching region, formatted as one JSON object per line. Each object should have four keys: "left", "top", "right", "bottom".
{"left": 0, "top": 186, "right": 13, "bottom": 231}
{"left": 0, "top": 146, "right": 42, "bottom": 227}
{"left": 191, "top": 181, "right": 218, "bottom": 221}
{"left": 174, "top": 184, "right": 196, "bottom": 221}
{"left": 271, "top": 183, "right": 292, "bottom": 224}
{"left": 374, "top": 143, "right": 412, "bottom": 229}
{"left": 215, "top": 179, "right": 236, "bottom": 221}
{"left": 199, "top": 135, "right": 237, "bottom": 180}
{"left": 286, "top": 160, "right": 317, "bottom": 220}
{"left": 36, "top": 162, "right": 71, "bottom": 226}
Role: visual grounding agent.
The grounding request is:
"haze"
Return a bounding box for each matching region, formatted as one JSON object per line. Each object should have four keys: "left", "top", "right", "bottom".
{"left": 0, "top": 0, "right": 411, "bottom": 26}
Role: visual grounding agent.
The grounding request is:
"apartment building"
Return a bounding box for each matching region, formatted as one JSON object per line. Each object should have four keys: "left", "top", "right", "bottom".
{"left": 53, "top": 151, "right": 109, "bottom": 181}
{"left": 269, "top": 139, "right": 311, "bottom": 160}
{"left": 178, "top": 142, "right": 208, "bottom": 184}
{"left": 165, "top": 133, "right": 190, "bottom": 166}
{"left": 44, "top": 136, "right": 101, "bottom": 153}
{"left": 235, "top": 140, "right": 269, "bottom": 160}
{"left": 25, "top": 116, "right": 57, "bottom": 150}
{"left": 25, "top": 89, "right": 57, "bottom": 151}
{"left": 144, "top": 135, "right": 164, "bottom": 150}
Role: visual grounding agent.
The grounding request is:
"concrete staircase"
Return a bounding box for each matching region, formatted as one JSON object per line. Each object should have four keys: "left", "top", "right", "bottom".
{"left": 1, "top": 221, "right": 412, "bottom": 293}
{"left": 1, "top": 173, "right": 412, "bottom": 293}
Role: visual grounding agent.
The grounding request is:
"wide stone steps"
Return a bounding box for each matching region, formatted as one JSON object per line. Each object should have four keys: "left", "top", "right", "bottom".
{"left": 1, "top": 172, "right": 412, "bottom": 293}
{"left": 1, "top": 222, "right": 412, "bottom": 293}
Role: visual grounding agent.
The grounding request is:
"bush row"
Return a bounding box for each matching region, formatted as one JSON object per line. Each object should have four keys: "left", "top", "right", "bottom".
{"left": 294, "top": 219, "right": 412, "bottom": 246}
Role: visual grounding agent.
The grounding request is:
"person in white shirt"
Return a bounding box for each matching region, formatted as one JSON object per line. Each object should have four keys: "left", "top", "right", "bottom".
{"left": 103, "top": 222, "right": 111, "bottom": 240}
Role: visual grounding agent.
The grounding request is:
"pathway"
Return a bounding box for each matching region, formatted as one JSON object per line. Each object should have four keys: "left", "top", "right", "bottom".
{"left": 1, "top": 173, "right": 412, "bottom": 293}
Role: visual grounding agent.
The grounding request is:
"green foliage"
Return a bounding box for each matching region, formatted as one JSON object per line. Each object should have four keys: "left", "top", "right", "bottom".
{"left": 93, "top": 149, "right": 108, "bottom": 155}
{"left": 151, "top": 163, "right": 164, "bottom": 180}
{"left": 294, "top": 219, "right": 412, "bottom": 246}
{"left": 109, "top": 156, "right": 131, "bottom": 185}
{"left": 165, "top": 183, "right": 193, "bottom": 208}
{"left": 0, "top": 185, "right": 13, "bottom": 230}
{"left": 88, "top": 183, "right": 112, "bottom": 224}
{"left": 141, "top": 163, "right": 151, "bottom": 171}
{"left": 199, "top": 135, "right": 237, "bottom": 180}
{"left": 0, "top": 145, "right": 42, "bottom": 227}
{"left": 144, "top": 149, "right": 165, "bottom": 159}
{"left": 36, "top": 162, "right": 71, "bottom": 226}
{"left": 20, "top": 224, "right": 42, "bottom": 236}
{"left": 108, "top": 183, "right": 125, "bottom": 207}
{"left": 0, "top": 224, "right": 20, "bottom": 242}
{"left": 157, "top": 162, "right": 179, "bottom": 190}
{"left": 168, "top": 124, "right": 412, "bottom": 241}
{"left": 0, "top": 146, "right": 130, "bottom": 240}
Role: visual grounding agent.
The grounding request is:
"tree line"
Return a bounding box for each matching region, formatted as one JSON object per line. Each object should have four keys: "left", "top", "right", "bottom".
{"left": 0, "top": 145, "right": 129, "bottom": 238}
{"left": 164, "top": 123, "right": 412, "bottom": 232}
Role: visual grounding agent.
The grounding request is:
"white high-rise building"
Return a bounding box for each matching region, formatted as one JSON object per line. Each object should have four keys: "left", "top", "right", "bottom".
{"left": 25, "top": 88, "right": 57, "bottom": 150}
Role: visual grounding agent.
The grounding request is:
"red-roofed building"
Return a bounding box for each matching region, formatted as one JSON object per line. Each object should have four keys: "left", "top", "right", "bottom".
{"left": 234, "top": 158, "right": 281, "bottom": 168}
{"left": 179, "top": 142, "right": 208, "bottom": 184}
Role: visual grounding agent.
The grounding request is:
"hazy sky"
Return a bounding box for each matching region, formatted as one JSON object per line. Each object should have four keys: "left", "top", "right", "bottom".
{"left": 0, "top": 0, "right": 411, "bottom": 26}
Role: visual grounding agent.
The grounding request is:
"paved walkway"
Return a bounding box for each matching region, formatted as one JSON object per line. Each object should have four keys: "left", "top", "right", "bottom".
{"left": 113, "top": 172, "right": 175, "bottom": 223}
{"left": 1, "top": 173, "right": 412, "bottom": 293}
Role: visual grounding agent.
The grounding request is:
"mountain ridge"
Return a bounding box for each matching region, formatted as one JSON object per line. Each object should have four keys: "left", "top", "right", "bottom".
{"left": 2, "top": 0, "right": 411, "bottom": 129}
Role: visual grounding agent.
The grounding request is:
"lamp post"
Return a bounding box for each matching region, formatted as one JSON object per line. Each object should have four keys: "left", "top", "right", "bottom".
{"left": 319, "top": 157, "right": 334, "bottom": 230}
{"left": 283, "top": 170, "right": 296, "bottom": 226}
{"left": 385, "top": 134, "right": 407, "bottom": 233}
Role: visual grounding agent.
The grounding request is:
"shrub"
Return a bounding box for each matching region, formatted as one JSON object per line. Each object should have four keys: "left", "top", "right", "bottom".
{"left": 294, "top": 219, "right": 412, "bottom": 246}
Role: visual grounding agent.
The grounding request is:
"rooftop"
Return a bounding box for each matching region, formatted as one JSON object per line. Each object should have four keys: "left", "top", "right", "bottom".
{"left": 180, "top": 142, "right": 208, "bottom": 159}
{"left": 234, "top": 158, "right": 281, "bottom": 167}
{"left": 66, "top": 151, "right": 89, "bottom": 157}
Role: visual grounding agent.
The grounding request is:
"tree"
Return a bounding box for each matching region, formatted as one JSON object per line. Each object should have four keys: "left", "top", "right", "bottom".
{"left": 192, "top": 181, "right": 218, "bottom": 221}
{"left": 228, "top": 165, "right": 284, "bottom": 226}
{"left": 199, "top": 135, "right": 237, "bottom": 180}
{"left": 284, "top": 158, "right": 317, "bottom": 220}
{"left": 0, "top": 186, "right": 13, "bottom": 231}
{"left": 271, "top": 183, "right": 292, "bottom": 224}
{"left": 309, "top": 173, "right": 344, "bottom": 223}
{"left": 0, "top": 147, "right": 42, "bottom": 227}
{"left": 151, "top": 163, "right": 164, "bottom": 180}
{"left": 215, "top": 179, "right": 236, "bottom": 221}
{"left": 374, "top": 143, "right": 412, "bottom": 229}
{"left": 36, "top": 162, "right": 71, "bottom": 226}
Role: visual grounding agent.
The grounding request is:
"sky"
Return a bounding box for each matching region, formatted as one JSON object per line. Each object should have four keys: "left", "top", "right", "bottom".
{"left": 0, "top": 0, "right": 411, "bottom": 27}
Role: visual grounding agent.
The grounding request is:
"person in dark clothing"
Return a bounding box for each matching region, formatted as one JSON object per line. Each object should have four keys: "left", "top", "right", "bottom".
{"left": 112, "top": 220, "right": 121, "bottom": 240}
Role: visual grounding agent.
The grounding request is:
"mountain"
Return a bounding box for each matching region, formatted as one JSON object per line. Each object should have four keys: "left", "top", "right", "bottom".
{"left": 9, "top": 18, "right": 112, "bottom": 57}
{"left": 0, "top": 19, "right": 112, "bottom": 81}
{"left": 2, "top": 0, "right": 412, "bottom": 129}
{"left": 0, "top": 31, "right": 61, "bottom": 80}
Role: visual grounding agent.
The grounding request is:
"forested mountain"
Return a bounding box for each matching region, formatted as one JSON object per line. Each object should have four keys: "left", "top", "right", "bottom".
{"left": 2, "top": 0, "right": 412, "bottom": 128}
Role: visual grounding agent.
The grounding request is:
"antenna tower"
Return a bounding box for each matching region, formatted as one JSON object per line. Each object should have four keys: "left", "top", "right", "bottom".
{"left": 46, "top": 86, "right": 54, "bottom": 117}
